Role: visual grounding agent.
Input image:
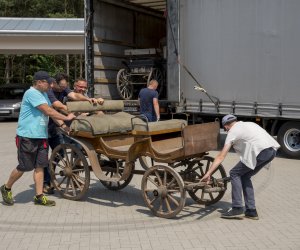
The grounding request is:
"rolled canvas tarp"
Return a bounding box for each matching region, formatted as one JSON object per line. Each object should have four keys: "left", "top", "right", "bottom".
{"left": 66, "top": 100, "right": 124, "bottom": 112}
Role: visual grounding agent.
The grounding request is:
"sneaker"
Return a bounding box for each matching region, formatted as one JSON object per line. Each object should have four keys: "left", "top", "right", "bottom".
{"left": 245, "top": 209, "right": 259, "bottom": 220}
{"left": 34, "top": 195, "right": 56, "bottom": 206}
{"left": 1, "top": 184, "right": 14, "bottom": 206}
{"left": 221, "top": 207, "right": 244, "bottom": 219}
{"left": 43, "top": 184, "right": 54, "bottom": 195}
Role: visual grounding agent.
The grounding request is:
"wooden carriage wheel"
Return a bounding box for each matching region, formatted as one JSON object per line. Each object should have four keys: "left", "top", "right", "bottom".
{"left": 141, "top": 165, "right": 186, "bottom": 218}
{"left": 49, "top": 144, "right": 90, "bottom": 200}
{"left": 99, "top": 156, "right": 134, "bottom": 191}
{"left": 116, "top": 68, "right": 134, "bottom": 100}
{"left": 186, "top": 156, "right": 227, "bottom": 205}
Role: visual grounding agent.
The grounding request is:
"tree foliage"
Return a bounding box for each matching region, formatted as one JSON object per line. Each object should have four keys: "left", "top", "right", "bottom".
{"left": 0, "top": 0, "right": 84, "bottom": 18}
{"left": 0, "top": 0, "right": 85, "bottom": 85}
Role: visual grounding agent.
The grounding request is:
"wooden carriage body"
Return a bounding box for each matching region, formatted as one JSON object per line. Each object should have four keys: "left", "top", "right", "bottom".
{"left": 49, "top": 101, "right": 227, "bottom": 218}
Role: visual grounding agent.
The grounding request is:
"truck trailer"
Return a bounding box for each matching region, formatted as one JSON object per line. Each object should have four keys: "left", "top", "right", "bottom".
{"left": 84, "top": 0, "right": 300, "bottom": 158}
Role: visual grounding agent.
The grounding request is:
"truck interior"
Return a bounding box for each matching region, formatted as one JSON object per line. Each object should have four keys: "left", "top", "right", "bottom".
{"left": 90, "top": 0, "right": 167, "bottom": 100}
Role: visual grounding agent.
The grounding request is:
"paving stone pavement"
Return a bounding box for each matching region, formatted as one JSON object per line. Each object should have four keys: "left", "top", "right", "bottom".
{"left": 0, "top": 121, "right": 300, "bottom": 250}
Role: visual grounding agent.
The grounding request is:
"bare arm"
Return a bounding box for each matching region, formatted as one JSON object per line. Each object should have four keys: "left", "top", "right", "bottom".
{"left": 37, "top": 104, "right": 75, "bottom": 121}
{"left": 68, "top": 92, "right": 99, "bottom": 103}
{"left": 153, "top": 98, "right": 160, "bottom": 121}
{"left": 68, "top": 92, "right": 105, "bottom": 104}
{"left": 200, "top": 143, "right": 232, "bottom": 182}
{"left": 52, "top": 100, "right": 68, "bottom": 114}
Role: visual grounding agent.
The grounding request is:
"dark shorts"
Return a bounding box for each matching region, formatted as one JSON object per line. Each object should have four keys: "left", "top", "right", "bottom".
{"left": 16, "top": 136, "right": 49, "bottom": 172}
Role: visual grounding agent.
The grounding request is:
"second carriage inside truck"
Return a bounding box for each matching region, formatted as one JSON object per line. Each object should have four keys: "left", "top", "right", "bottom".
{"left": 116, "top": 48, "right": 166, "bottom": 100}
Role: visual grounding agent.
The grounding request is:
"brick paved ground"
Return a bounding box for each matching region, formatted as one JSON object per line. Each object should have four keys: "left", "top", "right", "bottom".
{"left": 0, "top": 121, "right": 299, "bottom": 250}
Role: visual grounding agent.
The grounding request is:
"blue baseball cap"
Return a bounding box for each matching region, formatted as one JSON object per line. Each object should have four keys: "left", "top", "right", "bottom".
{"left": 47, "top": 77, "right": 56, "bottom": 84}
{"left": 33, "top": 71, "right": 51, "bottom": 83}
{"left": 222, "top": 114, "right": 237, "bottom": 127}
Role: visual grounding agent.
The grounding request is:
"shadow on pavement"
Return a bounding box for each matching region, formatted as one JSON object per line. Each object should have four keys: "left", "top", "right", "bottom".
{"left": 136, "top": 199, "right": 231, "bottom": 221}
{"left": 13, "top": 187, "right": 36, "bottom": 204}
{"left": 84, "top": 182, "right": 146, "bottom": 207}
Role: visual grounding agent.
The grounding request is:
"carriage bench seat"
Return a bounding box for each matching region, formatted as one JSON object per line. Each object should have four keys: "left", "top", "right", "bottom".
{"left": 70, "top": 112, "right": 137, "bottom": 137}
{"left": 132, "top": 119, "right": 187, "bottom": 136}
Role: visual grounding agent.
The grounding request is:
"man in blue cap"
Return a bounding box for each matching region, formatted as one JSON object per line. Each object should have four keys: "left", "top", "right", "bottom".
{"left": 201, "top": 114, "right": 280, "bottom": 220}
{"left": 0, "top": 71, "right": 76, "bottom": 206}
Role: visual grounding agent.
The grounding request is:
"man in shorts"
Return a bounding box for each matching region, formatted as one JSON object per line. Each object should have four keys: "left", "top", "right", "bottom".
{"left": 0, "top": 71, "right": 75, "bottom": 206}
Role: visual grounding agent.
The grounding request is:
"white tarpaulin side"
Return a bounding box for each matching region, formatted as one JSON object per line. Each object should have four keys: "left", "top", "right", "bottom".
{"left": 179, "top": 0, "right": 300, "bottom": 110}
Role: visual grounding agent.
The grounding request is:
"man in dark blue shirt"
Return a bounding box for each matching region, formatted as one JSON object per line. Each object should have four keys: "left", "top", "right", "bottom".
{"left": 44, "top": 73, "right": 99, "bottom": 194}
{"left": 138, "top": 80, "right": 160, "bottom": 122}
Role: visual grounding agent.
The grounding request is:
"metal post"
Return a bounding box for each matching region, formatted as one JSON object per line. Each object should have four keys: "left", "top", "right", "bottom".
{"left": 66, "top": 54, "right": 70, "bottom": 76}
{"left": 85, "top": 0, "right": 95, "bottom": 97}
{"left": 79, "top": 54, "right": 83, "bottom": 78}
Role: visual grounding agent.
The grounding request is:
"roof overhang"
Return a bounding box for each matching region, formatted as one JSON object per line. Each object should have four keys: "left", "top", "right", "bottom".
{"left": 0, "top": 18, "right": 84, "bottom": 54}
{"left": 0, "top": 35, "right": 84, "bottom": 54}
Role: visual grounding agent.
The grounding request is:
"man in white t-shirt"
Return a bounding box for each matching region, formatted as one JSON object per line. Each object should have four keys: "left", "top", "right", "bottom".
{"left": 201, "top": 114, "right": 280, "bottom": 220}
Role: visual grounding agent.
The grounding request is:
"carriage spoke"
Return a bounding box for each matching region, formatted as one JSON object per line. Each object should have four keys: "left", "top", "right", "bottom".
{"left": 149, "top": 196, "right": 158, "bottom": 205}
{"left": 163, "top": 171, "right": 167, "bottom": 185}
{"left": 64, "top": 178, "right": 71, "bottom": 194}
{"left": 70, "top": 150, "right": 76, "bottom": 166}
{"left": 144, "top": 189, "right": 155, "bottom": 193}
{"left": 72, "top": 168, "right": 85, "bottom": 173}
{"left": 167, "top": 194, "right": 179, "bottom": 207}
{"left": 167, "top": 189, "right": 180, "bottom": 194}
{"left": 54, "top": 153, "right": 66, "bottom": 165}
{"left": 62, "top": 148, "right": 70, "bottom": 166}
{"left": 57, "top": 176, "right": 67, "bottom": 188}
{"left": 147, "top": 176, "right": 159, "bottom": 187}
{"left": 199, "top": 165, "right": 205, "bottom": 176}
{"left": 52, "top": 161, "right": 65, "bottom": 170}
{"left": 205, "top": 160, "right": 211, "bottom": 173}
{"left": 200, "top": 190, "right": 205, "bottom": 200}
{"left": 154, "top": 170, "right": 163, "bottom": 185}
{"left": 70, "top": 178, "right": 77, "bottom": 196}
{"left": 158, "top": 198, "right": 163, "bottom": 212}
{"left": 165, "top": 197, "right": 172, "bottom": 212}
{"left": 72, "top": 176, "right": 83, "bottom": 191}
{"left": 74, "top": 175, "right": 86, "bottom": 184}
{"left": 166, "top": 178, "right": 175, "bottom": 188}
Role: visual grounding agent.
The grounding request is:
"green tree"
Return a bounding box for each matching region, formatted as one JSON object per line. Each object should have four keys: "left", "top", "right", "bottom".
{"left": 0, "top": 0, "right": 85, "bottom": 84}
{"left": 0, "top": 0, "right": 84, "bottom": 17}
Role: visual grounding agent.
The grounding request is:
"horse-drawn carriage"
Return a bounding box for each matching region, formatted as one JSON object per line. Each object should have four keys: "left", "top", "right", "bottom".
{"left": 49, "top": 101, "right": 228, "bottom": 218}
{"left": 116, "top": 48, "right": 166, "bottom": 100}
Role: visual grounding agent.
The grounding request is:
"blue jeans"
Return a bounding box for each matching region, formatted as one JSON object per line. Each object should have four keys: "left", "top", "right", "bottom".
{"left": 230, "top": 147, "right": 276, "bottom": 210}
{"left": 44, "top": 132, "right": 64, "bottom": 185}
